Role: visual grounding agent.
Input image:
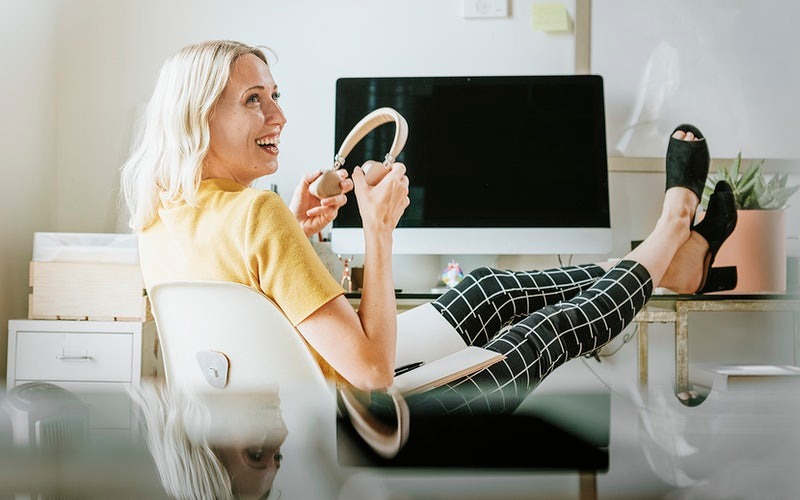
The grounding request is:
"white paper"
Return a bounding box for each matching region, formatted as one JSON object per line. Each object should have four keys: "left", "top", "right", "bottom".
{"left": 33, "top": 232, "right": 139, "bottom": 264}
{"left": 394, "top": 303, "right": 467, "bottom": 369}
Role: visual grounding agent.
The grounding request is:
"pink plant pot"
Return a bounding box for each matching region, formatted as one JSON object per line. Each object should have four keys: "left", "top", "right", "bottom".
{"left": 709, "top": 209, "right": 787, "bottom": 293}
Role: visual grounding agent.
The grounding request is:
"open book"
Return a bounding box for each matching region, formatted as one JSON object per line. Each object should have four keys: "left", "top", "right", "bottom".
{"left": 391, "top": 303, "right": 505, "bottom": 395}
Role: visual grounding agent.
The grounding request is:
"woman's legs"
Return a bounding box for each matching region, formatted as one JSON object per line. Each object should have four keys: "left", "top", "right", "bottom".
{"left": 408, "top": 260, "right": 651, "bottom": 415}
{"left": 627, "top": 184, "right": 700, "bottom": 288}
{"left": 405, "top": 130, "right": 718, "bottom": 416}
{"left": 431, "top": 264, "right": 607, "bottom": 347}
{"left": 429, "top": 178, "right": 703, "bottom": 351}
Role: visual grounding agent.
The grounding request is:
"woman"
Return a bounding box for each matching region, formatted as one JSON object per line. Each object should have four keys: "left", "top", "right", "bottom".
{"left": 121, "top": 40, "right": 736, "bottom": 415}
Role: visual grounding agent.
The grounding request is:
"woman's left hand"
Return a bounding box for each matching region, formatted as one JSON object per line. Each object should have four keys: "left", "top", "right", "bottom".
{"left": 290, "top": 169, "right": 354, "bottom": 237}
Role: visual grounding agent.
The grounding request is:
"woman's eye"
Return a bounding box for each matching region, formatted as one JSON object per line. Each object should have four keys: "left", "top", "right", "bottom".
{"left": 274, "top": 451, "right": 283, "bottom": 462}
{"left": 271, "top": 91, "right": 281, "bottom": 101}
{"left": 246, "top": 448, "right": 264, "bottom": 461}
{"left": 247, "top": 94, "right": 261, "bottom": 104}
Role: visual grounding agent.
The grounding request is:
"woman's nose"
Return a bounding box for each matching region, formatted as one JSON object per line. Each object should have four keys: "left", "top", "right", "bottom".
{"left": 265, "top": 102, "right": 287, "bottom": 127}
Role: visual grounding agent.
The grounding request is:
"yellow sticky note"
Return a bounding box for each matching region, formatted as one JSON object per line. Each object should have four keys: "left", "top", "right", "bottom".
{"left": 531, "top": 3, "right": 572, "bottom": 32}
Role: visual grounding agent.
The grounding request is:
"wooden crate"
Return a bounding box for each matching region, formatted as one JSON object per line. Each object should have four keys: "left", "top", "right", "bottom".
{"left": 29, "top": 261, "right": 148, "bottom": 321}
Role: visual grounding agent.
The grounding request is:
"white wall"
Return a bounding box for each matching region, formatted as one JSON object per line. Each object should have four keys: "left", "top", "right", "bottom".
{"left": 593, "top": 0, "right": 800, "bottom": 159}
{"left": 53, "top": 0, "right": 221, "bottom": 231}
{"left": 0, "top": 0, "right": 58, "bottom": 377}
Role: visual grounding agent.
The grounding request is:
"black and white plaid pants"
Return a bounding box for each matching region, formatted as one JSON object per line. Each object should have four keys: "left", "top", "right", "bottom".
{"left": 404, "top": 260, "right": 652, "bottom": 415}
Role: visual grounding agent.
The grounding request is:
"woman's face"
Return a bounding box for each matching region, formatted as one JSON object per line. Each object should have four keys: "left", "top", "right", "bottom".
{"left": 205, "top": 53, "right": 287, "bottom": 185}
{"left": 215, "top": 437, "right": 285, "bottom": 499}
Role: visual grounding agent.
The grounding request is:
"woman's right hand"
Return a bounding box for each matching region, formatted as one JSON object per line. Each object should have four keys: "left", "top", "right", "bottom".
{"left": 352, "top": 162, "right": 410, "bottom": 234}
{"left": 298, "top": 163, "right": 408, "bottom": 390}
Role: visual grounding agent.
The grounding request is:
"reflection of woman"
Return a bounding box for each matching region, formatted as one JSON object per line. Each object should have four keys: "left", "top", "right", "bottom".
{"left": 122, "top": 40, "right": 737, "bottom": 416}
{"left": 129, "top": 382, "right": 287, "bottom": 500}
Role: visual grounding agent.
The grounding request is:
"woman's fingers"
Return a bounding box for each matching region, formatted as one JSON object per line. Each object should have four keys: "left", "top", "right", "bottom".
{"left": 303, "top": 170, "right": 323, "bottom": 185}
{"left": 320, "top": 193, "right": 348, "bottom": 208}
{"left": 339, "top": 177, "right": 354, "bottom": 194}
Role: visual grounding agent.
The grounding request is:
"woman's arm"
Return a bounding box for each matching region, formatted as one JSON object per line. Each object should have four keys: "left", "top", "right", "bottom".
{"left": 296, "top": 163, "right": 409, "bottom": 391}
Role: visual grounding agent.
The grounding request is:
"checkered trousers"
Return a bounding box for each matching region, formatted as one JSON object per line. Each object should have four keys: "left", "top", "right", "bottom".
{"left": 405, "top": 260, "right": 652, "bottom": 415}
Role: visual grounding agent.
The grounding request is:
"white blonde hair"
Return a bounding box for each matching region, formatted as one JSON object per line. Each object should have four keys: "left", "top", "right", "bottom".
{"left": 120, "top": 40, "right": 271, "bottom": 232}
{"left": 128, "top": 383, "right": 234, "bottom": 499}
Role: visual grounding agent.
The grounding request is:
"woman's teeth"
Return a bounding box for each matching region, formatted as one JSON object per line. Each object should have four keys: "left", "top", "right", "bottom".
{"left": 256, "top": 136, "right": 280, "bottom": 147}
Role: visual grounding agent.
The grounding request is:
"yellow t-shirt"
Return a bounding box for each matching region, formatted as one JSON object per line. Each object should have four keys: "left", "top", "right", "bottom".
{"left": 139, "top": 178, "right": 345, "bottom": 375}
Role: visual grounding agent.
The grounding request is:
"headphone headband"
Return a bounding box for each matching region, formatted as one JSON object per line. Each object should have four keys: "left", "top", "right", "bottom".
{"left": 309, "top": 107, "right": 408, "bottom": 198}
{"left": 334, "top": 107, "right": 408, "bottom": 168}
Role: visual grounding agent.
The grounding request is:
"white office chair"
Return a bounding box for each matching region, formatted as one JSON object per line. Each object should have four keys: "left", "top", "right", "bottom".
{"left": 147, "top": 280, "right": 408, "bottom": 459}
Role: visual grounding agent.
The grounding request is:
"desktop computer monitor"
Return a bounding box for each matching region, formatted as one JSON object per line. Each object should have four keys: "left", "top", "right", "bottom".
{"left": 331, "top": 75, "right": 611, "bottom": 255}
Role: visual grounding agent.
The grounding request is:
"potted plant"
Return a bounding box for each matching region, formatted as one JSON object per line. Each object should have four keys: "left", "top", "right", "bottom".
{"left": 700, "top": 153, "right": 800, "bottom": 293}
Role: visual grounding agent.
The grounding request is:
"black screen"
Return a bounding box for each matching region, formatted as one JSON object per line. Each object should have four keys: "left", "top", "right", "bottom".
{"left": 332, "top": 75, "right": 610, "bottom": 230}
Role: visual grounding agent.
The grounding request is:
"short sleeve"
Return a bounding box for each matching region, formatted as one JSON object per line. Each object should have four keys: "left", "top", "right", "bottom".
{"left": 244, "top": 193, "right": 344, "bottom": 325}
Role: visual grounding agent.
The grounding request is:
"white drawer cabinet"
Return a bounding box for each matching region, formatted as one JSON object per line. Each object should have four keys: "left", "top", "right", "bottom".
{"left": 7, "top": 319, "right": 142, "bottom": 391}
{"left": 15, "top": 331, "right": 134, "bottom": 383}
{"left": 7, "top": 320, "right": 143, "bottom": 441}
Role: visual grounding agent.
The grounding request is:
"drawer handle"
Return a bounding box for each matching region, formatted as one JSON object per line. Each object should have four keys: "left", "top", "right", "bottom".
{"left": 56, "top": 350, "right": 93, "bottom": 361}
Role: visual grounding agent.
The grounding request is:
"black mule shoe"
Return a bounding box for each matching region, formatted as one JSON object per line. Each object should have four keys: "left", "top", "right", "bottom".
{"left": 693, "top": 180, "right": 738, "bottom": 294}
{"left": 666, "top": 123, "right": 710, "bottom": 201}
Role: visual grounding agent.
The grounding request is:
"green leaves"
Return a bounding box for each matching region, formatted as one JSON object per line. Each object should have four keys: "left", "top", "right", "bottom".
{"left": 701, "top": 152, "right": 800, "bottom": 210}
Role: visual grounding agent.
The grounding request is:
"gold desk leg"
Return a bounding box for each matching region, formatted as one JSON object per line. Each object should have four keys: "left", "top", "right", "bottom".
{"left": 675, "top": 303, "right": 689, "bottom": 395}
{"left": 795, "top": 311, "right": 800, "bottom": 367}
{"left": 637, "top": 322, "right": 649, "bottom": 391}
{"left": 579, "top": 470, "right": 597, "bottom": 500}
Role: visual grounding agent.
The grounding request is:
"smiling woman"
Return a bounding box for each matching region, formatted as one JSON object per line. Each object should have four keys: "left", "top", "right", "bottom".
{"left": 120, "top": 39, "right": 407, "bottom": 394}
{"left": 202, "top": 52, "right": 286, "bottom": 185}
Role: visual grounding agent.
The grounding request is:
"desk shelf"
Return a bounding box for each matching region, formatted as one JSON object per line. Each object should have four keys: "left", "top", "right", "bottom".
{"left": 635, "top": 294, "right": 800, "bottom": 404}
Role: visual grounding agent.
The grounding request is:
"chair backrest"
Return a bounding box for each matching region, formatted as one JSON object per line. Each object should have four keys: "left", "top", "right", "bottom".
{"left": 148, "top": 280, "right": 329, "bottom": 394}
{"left": 148, "top": 280, "right": 409, "bottom": 459}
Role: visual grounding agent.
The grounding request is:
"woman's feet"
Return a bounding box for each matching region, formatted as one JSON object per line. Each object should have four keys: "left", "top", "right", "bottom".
{"left": 666, "top": 124, "right": 710, "bottom": 201}
{"left": 623, "top": 126, "right": 709, "bottom": 288}
{"left": 662, "top": 125, "right": 738, "bottom": 294}
{"left": 692, "top": 181, "right": 738, "bottom": 293}
{"left": 624, "top": 124, "right": 736, "bottom": 294}
{"left": 660, "top": 180, "right": 738, "bottom": 294}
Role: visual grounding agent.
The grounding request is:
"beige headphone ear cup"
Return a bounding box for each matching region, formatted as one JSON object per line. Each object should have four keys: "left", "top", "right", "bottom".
{"left": 309, "top": 170, "right": 343, "bottom": 198}
{"left": 362, "top": 160, "right": 390, "bottom": 185}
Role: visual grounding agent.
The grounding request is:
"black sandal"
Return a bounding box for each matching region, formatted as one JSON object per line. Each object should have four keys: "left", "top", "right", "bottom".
{"left": 666, "top": 123, "right": 710, "bottom": 201}
{"left": 693, "top": 180, "right": 738, "bottom": 294}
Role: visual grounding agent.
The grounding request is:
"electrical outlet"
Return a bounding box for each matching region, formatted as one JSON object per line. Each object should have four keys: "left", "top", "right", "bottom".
{"left": 462, "top": 0, "right": 509, "bottom": 19}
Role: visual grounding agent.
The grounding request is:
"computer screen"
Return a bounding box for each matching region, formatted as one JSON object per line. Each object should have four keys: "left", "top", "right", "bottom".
{"left": 331, "top": 75, "right": 611, "bottom": 255}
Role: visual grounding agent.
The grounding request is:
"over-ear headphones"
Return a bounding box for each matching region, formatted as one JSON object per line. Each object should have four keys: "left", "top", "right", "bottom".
{"left": 309, "top": 107, "right": 408, "bottom": 198}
